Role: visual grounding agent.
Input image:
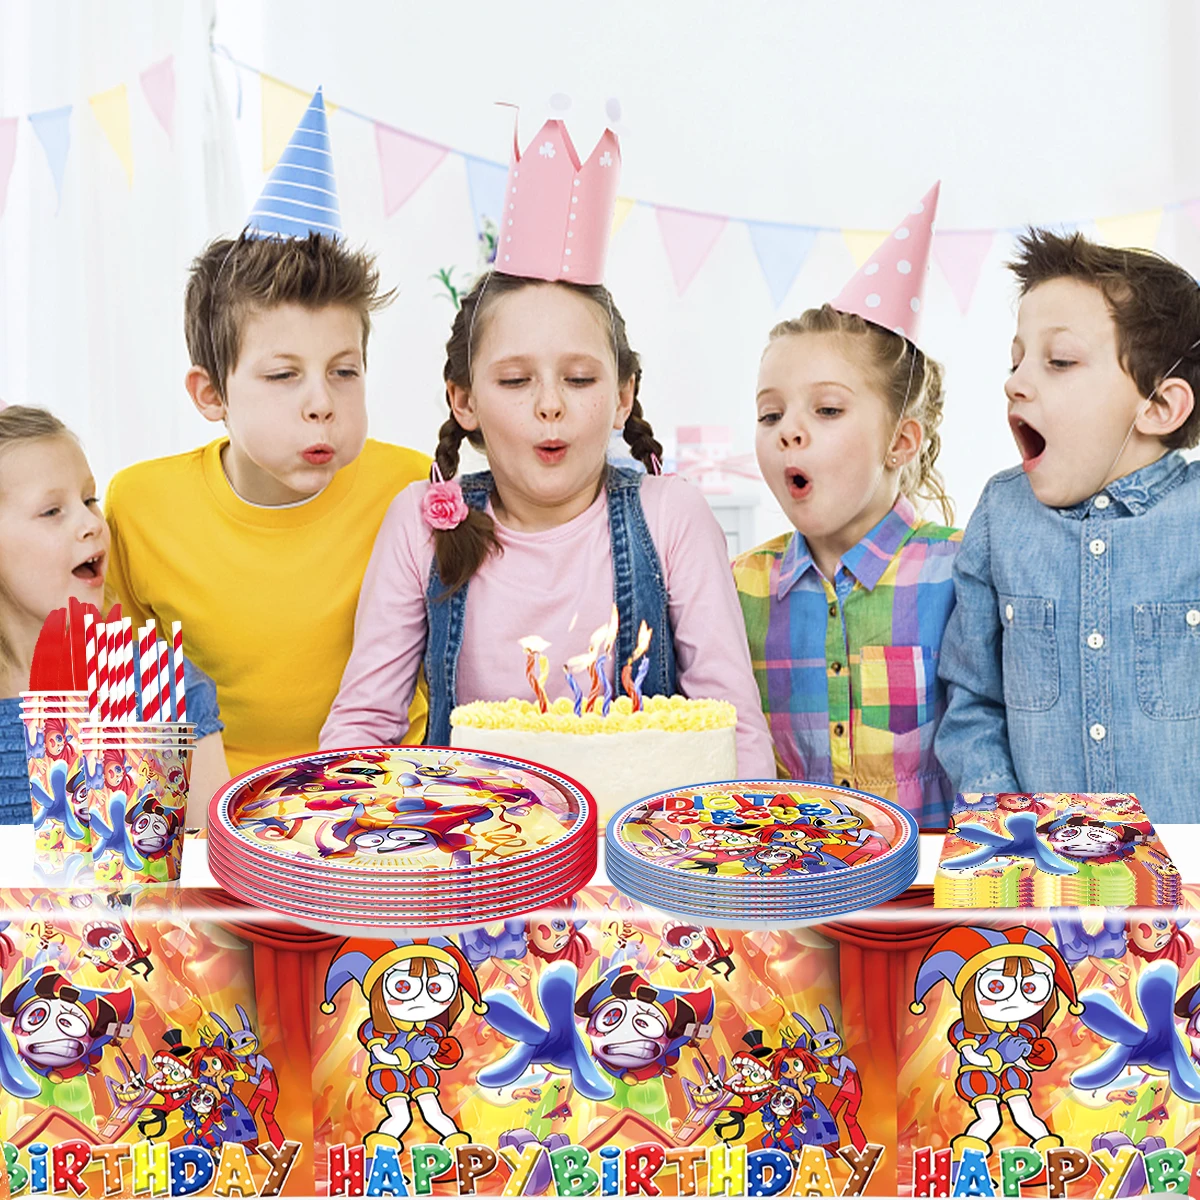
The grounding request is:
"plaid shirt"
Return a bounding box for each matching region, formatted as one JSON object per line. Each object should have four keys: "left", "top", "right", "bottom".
{"left": 732, "top": 496, "right": 961, "bottom": 829}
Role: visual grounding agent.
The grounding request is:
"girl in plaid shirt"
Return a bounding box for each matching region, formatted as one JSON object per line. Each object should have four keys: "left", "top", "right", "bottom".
{"left": 732, "top": 189, "right": 961, "bottom": 829}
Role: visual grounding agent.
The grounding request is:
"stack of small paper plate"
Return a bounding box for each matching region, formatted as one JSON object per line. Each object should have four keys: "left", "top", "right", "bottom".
{"left": 605, "top": 780, "right": 918, "bottom": 926}
{"left": 208, "top": 747, "right": 597, "bottom": 935}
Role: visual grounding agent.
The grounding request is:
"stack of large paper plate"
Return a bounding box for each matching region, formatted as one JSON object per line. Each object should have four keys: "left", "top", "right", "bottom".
{"left": 605, "top": 780, "right": 918, "bottom": 927}
{"left": 208, "top": 747, "right": 597, "bottom": 935}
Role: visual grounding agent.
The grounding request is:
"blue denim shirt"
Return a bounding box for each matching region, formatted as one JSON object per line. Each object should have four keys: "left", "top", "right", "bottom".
{"left": 422, "top": 466, "right": 678, "bottom": 746}
{"left": 936, "top": 451, "right": 1200, "bottom": 824}
{"left": 0, "top": 657, "right": 223, "bottom": 825}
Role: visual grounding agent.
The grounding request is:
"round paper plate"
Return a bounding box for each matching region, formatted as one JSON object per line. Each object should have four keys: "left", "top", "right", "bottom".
{"left": 606, "top": 850, "right": 916, "bottom": 916}
{"left": 207, "top": 838, "right": 595, "bottom": 914}
{"left": 211, "top": 746, "right": 595, "bottom": 876}
{"left": 207, "top": 805, "right": 594, "bottom": 888}
{"left": 607, "top": 781, "right": 917, "bottom": 885}
{"left": 209, "top": 851, "right": 593, "bottom": 927}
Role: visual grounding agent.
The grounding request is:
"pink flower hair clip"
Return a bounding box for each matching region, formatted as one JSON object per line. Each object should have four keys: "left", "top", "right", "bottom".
{"left": 422, "top": 463, "right": 470, "bottom": 531}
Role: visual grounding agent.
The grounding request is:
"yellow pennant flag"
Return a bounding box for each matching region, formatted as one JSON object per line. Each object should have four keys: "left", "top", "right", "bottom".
{"left": 1094, "top": 208, "right": 1164, "bottom": 250}
{"left": 89, "top": 83, "right": 133, "bottom": 187}
{"left": 260, "top": 75, "right": 338, "bottom": 172}
{"left": 841, "top": 228, "right": 889, "bottom": 268}
{"left": 611, "top": 195, "right": 636, "bottom": 238}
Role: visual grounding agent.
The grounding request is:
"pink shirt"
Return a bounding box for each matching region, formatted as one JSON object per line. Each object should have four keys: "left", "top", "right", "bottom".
{"left": 320, "top": 474, "right": 776, "bottom": 776}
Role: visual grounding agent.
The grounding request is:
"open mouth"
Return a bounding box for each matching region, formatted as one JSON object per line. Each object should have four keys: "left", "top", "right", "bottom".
{"left": 784, "top": 468, "right": 812, "bottom": 500}
{"left": 1009, "top": 417, "right": 1047, "bottom": 469}
{"left": 302, "top": 444, "right": 335, "bottom": 465}
{"left": 535, "top": 440, "right": 567, "bottom": 465}
{"left": 72, "top": 552, "right": 105, "bottom": 584}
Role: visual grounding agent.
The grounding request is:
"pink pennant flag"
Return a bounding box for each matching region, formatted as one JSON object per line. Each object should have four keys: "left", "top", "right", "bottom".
{"left": 140, "top": 55, "right": 175, "bottom": 140}
{"left": 0, "top": 117, "right": 16, "bottom": 220}
{"left": 374, "top": 122, "right": 447, "bottom": 218}
{"left": 932, "top": 230, "right": 995, "bottom": 315}
{"left": 655, "top": 206, "right": 727, "bottom": 296}
{"left": 1182, "top": 200, "right": 1200, "bottom": 238}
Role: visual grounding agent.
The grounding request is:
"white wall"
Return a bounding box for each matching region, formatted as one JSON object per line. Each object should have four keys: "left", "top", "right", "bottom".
{"left": 4, "top": 1, "right": 1200, "bottom": 544}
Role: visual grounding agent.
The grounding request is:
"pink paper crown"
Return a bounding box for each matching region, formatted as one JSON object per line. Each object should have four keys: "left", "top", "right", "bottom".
{"left": 831, "top": 181, "right": 940, "bottom": 347}
{"left": 498, "top": 118, "right": 621, "bottom": 286}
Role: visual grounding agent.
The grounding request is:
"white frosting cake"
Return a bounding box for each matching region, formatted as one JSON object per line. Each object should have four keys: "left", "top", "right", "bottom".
{"left": 450, "top": 695, "right": 738, "bottom": 826}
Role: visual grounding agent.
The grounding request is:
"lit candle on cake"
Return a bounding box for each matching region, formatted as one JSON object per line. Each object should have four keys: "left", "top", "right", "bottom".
{"left": 595, "top": 607, "right": 619, "bottom": 715}
{"left": 564, "top": 654, "right": 591, "bottom": 717}
{"left": 621, "top": 621, "right": 654, "bottom": 712}
{"left": 519, "top": 636, "right": 551, "bottom": 713}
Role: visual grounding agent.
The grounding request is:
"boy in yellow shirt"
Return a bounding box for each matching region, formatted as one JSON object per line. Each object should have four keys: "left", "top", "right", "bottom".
{"left": 104, "top": 91, "right": 427, "bottom": 776}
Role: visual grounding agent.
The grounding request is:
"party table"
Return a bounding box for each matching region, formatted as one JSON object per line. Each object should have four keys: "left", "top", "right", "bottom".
{"left": 2, "top": 828, "right": 1200, "bottom": 1197}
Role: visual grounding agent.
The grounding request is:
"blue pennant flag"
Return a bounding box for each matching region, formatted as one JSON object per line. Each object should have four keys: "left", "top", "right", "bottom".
{"left": 747, "top": 220, "right": 818, "bottom": 308}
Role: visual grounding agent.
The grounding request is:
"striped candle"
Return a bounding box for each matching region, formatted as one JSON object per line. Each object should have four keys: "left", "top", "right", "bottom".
{"left": 171, "top": 621, "right": 186, "bottom": 724}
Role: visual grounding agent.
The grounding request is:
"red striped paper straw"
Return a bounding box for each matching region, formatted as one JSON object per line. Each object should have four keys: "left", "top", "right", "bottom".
{"left": 84, "top": 612, "right": 98, "bottom": 715}
{"left": 156, "top": 637, "right": 171, "bottom": 722}
{"left": 172, "top": 621, "right": 185, "bottom": 724}
{"left": 97, "top": 622, "right": 110, "bottom": 721}
{"left": 121, "top": 619, "right": 134, "bottom": 722}
{"left": 139, "top": 622, "right": 158, "bottom": 721}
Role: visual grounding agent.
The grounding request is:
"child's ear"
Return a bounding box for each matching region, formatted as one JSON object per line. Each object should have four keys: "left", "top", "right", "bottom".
{"left": 186, "top": 368, "right": 226, "bottom": 424}
{"left": 447, "top": 382, "right": 481, "bottom": 432}
{"left": 889, "top": 416, "right": 924, "bottom": 468}
{"left": 1139, "top": 377, "right": 1195, "bottom": 439}
{"left": 613, "top": 376, "right": 636, "bottom": 430}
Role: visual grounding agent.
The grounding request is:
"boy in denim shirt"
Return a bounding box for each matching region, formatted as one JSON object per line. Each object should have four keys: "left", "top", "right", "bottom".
{"left": 937, "top": 229, "right": 1200, "bottom": 822}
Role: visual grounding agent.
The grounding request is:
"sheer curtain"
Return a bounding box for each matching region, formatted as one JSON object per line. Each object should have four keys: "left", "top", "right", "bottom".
{"left": 0, "top": 0, "right": 242, "bottom": 492}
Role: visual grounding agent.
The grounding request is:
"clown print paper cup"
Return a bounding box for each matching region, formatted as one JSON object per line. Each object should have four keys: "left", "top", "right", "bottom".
{"left": 83, "top": 725, "right": 194, "bottom": 885}
{"left": 23, "top": 708, "right": 91, "bottom": 854}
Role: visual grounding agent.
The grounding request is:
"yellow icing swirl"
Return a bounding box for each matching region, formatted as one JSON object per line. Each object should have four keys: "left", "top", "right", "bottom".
{"left": 450, "top": 694, "right": 736, "bottom": 734}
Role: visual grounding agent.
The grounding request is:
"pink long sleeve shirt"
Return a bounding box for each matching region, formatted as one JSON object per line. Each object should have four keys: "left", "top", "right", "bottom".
{"left": 320, "top": 474, "right": 776, "bottom": 777}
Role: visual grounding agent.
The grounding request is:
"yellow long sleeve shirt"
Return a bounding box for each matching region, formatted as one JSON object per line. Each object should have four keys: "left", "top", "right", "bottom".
{"left": 104, "top": 438, "right": 429, "bottom": 777}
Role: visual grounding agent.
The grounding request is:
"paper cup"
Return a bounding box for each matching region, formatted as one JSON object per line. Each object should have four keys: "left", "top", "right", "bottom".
{"left": 86, "top": 735, "right": 194, "bottom": 885}
{"left": 25, "top": 711, "right": 91, "bottom": 853}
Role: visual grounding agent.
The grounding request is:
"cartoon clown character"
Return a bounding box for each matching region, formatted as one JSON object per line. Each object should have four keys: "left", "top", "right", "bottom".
{"left": 792, "top": 1005, "right": 866, "bottom": 1151}
{"left": 125, "top": 1030, "right": 197, "bottom": 1139}
{"left": 181, "top": 1082, "right": 227, "bottom": 1149}
{"left": 797, "top": 801, "right": 887, "bottom": 865}
{"left": 0, "top": 966, "right": 134, "bottom": 1111}
{"left": 210, "top": 1004, "right": 284, "bottom": 1148}
{"left": 677, "top": 824, "right": 765, "bottom": 874}
{"left": 309, "top": 795, "right": 496, "bottom": 861}
{"left": 101, "top": 749, "right": 136, "bottom": 795}
{"left": 81, "top": 920, "right": 154, "bottom": 979}
{"left": 322, "top": 936, "right": 486, "bottom": 1156}
{"left": 1041, "top": 815, "right": 1150, "bottom": 864}
{"left": 910, "top": 925, "right": 1082, "bottom": 1157}
{"left": 659, "top": 923, "right": 735, "bottom": 979}
{"left": 712, "top": 1031, "right": 777, "bottom": 1141}
{"left": 479, "top": 962, "right": 715, "bottom": 1129}
{"left": 126, "top": 796, "right": 182, "bottom": 862}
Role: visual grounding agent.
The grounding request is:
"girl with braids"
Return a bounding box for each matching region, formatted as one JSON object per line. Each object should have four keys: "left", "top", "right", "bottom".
{"left": 321, "top": 104, "right": 771, "bottom": 767}
{"left": 733, "top": 186, "right": 962, "bottom": 829}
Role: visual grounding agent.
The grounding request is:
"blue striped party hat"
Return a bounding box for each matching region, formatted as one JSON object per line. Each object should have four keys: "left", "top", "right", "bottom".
{"left": 246, "top": 88, "right": 342, "bottom": 240}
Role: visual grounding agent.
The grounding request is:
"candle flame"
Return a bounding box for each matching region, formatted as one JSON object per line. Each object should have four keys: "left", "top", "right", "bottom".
{"left": 631, "top": 621, "right": 653, "bottom": 661}
{"left": 519, "top": 635, "right": 550, "bottom": 654}
{"left": 565, "top": 652, "right": 595, "bottom": 673}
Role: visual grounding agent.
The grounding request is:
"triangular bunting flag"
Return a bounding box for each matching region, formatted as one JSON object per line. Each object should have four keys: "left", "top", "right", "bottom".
{"left": 611, "top": 195, "right": 635, "bottom": 238}
{"left": 932, "top": 230, "right": 995, "bottom": 314}
{"left": 88, "top": 84, "right": 133, "bottom": 188}
{"left": 655, "top": 207, "right": 727, "bottom": 295}
{"left": 747, "top": 221, "right": 818, "bottom": 308}
{"left": 1183, "top": 199, "right": 1200, "bottom": 237}
{"left": 464, "top": 155, "right": 508, "bottom": 239}
{"left": 260, "top": 74, "right": 337, "bottom": 171}
{"left": 0, "top": 118, "right": 16, "bottom": 221}
{"left": 1095, "top": 209, "right": 1164, "bottom": 250}
{"left": 374, "top": 123, "right": 447, "bottom": 218}
{"left": 841, "top": 228, "right": 889, "bottom": 268}
{"left": 140, "top": 56, "right": 176, "bottom": 140}
{"left": 28, "top": 105, "right": 72, "bottom": 211}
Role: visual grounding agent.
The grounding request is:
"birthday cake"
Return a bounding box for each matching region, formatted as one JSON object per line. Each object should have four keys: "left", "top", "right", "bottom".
{"left": 450, "top": 695, "right": 738, "bottom": 824}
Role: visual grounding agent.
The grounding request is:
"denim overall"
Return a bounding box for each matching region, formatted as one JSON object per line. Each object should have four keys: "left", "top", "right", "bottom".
{"left": 422, "top": 466, "right": 678, "bottom": 746}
